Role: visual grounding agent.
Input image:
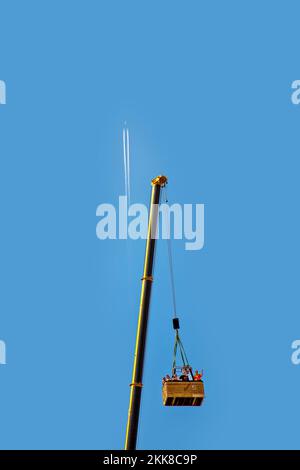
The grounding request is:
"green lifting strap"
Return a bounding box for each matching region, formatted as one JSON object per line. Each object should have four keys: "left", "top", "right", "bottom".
{"left": 177, "top": 334, "right": 189, "bottom": 365}
{"left": 172, "top": 330, "right": 190, "bottom": 372}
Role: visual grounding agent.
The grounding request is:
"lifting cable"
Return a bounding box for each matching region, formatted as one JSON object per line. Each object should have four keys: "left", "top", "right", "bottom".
{"left": 164, "top": 185, "right": 177, "bottom": 319}
{"left": 163, "top": 186, "right": 191, "bottom": 375}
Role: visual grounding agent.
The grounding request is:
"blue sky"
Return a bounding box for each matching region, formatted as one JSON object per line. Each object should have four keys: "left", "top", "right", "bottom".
{"left": 0, "top": 1, "right": 299, "bottom": 449}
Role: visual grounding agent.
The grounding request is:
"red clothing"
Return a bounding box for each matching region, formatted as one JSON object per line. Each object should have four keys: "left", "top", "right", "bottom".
{"left": 194, "top": 373, "right": 203, "bottom": 381}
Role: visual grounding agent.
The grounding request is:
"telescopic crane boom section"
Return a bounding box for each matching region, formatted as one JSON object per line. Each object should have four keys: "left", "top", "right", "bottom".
{"left": 124, "top": 175, "right": 167, "bottom": 451}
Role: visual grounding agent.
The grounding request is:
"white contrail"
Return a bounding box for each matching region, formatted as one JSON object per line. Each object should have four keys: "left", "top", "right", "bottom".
{"left": 126, "top": 128, "right": 131, "bottom": 206}
{"left": 123, "top": 128, "right": 128, "bottom": 200}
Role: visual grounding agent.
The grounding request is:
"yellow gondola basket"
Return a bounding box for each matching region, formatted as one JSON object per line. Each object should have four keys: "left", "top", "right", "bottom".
{"left": 162, "top": 381, "right": 204, "bottom": 406}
